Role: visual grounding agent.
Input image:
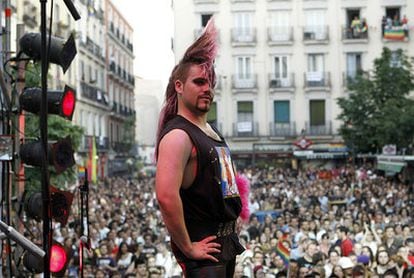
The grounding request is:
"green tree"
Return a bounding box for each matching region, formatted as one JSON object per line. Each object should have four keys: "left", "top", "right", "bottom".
{"left": 337, "top": 47, "right": 414, "bottom": 154}
{"left": 122, "top": 115, "right": 136, "bottom": 152}
{"left": 23, "top": 62, "right": 84, "bottom": 192}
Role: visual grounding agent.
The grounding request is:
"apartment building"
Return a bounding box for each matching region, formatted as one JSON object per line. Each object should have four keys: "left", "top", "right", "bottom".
{"left": 72, "top": 0, "right": 112, "bottom": 176}
{"left": 105, "top": 0, "right": 136, "bottom": 176}
{"left": 173, "top": 0, "right": 413, "bottom": 167}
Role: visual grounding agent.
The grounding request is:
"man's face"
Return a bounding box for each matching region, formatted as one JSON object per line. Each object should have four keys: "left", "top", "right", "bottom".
{"left": 137, "top": 263, "right": 147, "bottom": 276}
{"left": 176, "top": 64, "right": 214, "bottom": 114}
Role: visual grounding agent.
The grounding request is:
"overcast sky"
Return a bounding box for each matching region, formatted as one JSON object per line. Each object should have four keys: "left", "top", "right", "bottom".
{"left": 115, "top": 0, "right": 175, "bottom": 84}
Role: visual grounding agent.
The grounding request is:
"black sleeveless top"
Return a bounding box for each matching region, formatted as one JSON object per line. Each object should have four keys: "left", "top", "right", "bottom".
{"left": 158, "top": 115, "right": 244, "bottom": 262}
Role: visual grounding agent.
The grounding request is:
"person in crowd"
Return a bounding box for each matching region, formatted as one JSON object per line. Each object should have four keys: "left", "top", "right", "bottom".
{"left": 374, "top": 249, "right": 392, "bottom": 276}
{"left": 297, "top": 240, "right": 318, "bottom": 270}
{"left": 384, "top": 225, "right": 404, "bottom": 256}
{"left": 337, "top": 226, "right": 353, "bottom": 256}
{"left": 115, "top": 241, "right": 134, "bottom": 276}
{"left": 155, "top": 17, "right": 244, "bottom": 277}
{"left": 95, "top": 242, "right": 118, "bottom": 276}
{"left": 125, "top": 256, "right": 148, "bottom": 277}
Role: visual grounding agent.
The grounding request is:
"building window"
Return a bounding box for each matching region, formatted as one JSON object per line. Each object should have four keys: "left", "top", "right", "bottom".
{"left": 309, "top": 100, "right": 325, "bottom": 126}
{"left": 234, "top": 56, "right": 255, "bottom": 88}
{"left": 274, "top": 101, "right": 290, "bottom": 124}
{"left": 269, "top": 11, "right": 291, "bottom": 41}
{"left": 201, "top": 14, "right": 213, "bottom": 27}
{"left": 271, "top": 56, "right": 289, "bottom": 87}
{"left": 390, "top": 51, "right": 402, "bottom": 68}
{"left": 306, "top": 54, "right": 325, "bottom": 86}
{"left": 207, "top": 102, "right": 217, "bottom": 127}
{"left": 234, "top": 12, "right": 254, "bottom": 41}
{"left": 237, "top": 101, "right": 253, "bottom": 133}
{"left": 346, "top": 53, "right": 362, "bottom": 78}
{"left": 304, "top": 9, "right": 326, "bottom": 40}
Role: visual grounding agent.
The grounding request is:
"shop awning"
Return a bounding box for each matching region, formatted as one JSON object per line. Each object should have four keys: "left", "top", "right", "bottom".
{"left": 377, "top": 161, "right": 406, "bottom": 173}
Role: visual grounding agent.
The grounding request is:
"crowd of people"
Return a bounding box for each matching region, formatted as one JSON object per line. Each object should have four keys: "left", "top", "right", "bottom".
{"left": 25, "top": 164, "right": 413, "bottom": 277}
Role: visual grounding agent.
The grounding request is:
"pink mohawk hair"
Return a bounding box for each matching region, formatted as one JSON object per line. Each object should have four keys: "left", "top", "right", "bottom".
{"left": 156, "top": 17, "right": 218, "bottom": 158}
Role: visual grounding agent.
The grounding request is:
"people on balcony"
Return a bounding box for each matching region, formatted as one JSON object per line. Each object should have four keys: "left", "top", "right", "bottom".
{"left": 383, "top": 14, "right": 409, "bottom": 41}
{"left": 349, "top": 16, "right": 368, "bottom": 39}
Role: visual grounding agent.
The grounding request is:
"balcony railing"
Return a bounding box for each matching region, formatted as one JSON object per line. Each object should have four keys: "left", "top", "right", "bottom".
{"left": 270, "top": 122, "right": 296, "bottom": 137}
{"left": 233, "top": 121, "right": 259, "bottom": 137}
{"left": 304, "top": 72, "right": 331, "bottom": 88}
{"left": 303, "top": 26, "right": 329, "bottom": 42}
{"left": 231, "top": 28, "right": 257, "bottom": 44}
{"left": 305, "top": 121, "right": 332, "bottom": 136}
{"left": 81, "top": 135, "right": 109, "bottom": 151}
{"left": 86, "top": 36, "right": 103, "bottom": 58}
{"left": 232, "top": 74, "right": 258, "bottom": 89}
{"left": 268, "top": 73, "right": 295, "bottom": 89}
{"left": 383, "top": 25, "right": 409, "bottom": 41}
{"left": 342, "top": 26, "right": 368, "bottom": 41}
{"left": 267, "top": 26, "right": 293, "bottom": 43}
{"left": 342, "top": 71, "right": 369, "bottom": 88}
{"left": 81, "top": 81, "right": 108, "bottom": 105}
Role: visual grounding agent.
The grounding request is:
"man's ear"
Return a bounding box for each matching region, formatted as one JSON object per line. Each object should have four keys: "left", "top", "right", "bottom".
{"left": 175, "top": 80, "right": 183, "bottom": 95}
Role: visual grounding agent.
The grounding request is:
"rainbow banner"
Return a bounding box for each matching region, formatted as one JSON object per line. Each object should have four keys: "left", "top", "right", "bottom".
{"left": 91, "top": 136, "right": 97, "bottom": 183}
{"left": 384, "top": 28, "right": 405, "bottom": 41}
{"left": 276, "top": 238, "right": 290, "bottom": 267}
{"left": 87, "top": 136, "right": 97, "bottom": 183}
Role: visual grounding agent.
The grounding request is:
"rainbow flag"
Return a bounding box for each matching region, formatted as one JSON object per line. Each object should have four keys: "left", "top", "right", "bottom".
{"left": 88, "top": 136, "right": 97, "bottom": 183}
{"left": 384, "top": 28, "right": 405, "bottom": 41}
{"left": 276, "top": 238, "right": 290, "bottom": 267}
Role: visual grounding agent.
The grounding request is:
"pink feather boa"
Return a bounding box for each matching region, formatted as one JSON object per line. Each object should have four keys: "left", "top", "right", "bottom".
{"left": 235, "top": 174, "right": 250, "bottom": 223}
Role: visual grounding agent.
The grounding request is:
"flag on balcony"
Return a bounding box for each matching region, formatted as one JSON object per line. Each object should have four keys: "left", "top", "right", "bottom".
{"left": 384, "top": 28, "right": 405, "bottom": 41}
{"left": 88, "top": 136, "right": 97, "bottom": 183}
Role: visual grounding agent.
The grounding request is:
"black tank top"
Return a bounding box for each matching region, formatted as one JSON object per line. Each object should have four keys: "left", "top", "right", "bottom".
{"left": 158, "top": 115, "right": 244, "bottom": 262}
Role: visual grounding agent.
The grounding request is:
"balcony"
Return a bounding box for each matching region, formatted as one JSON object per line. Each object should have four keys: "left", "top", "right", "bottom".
{"left": 232, "top": 74, "right": 258, "bottom": 90}
{"left": 303, "top": 26, "right": 329, "bottom": 44}
{"left": 80, "top": 81, "right": 108, "bottom": 105}
{"left": 81, "top": 135, "right": 109, "bottom": 151}
{"left": 267, "top": 26, "right": 294, "bottom": 45}
{"left": 85, "top": 36, "right": 104, "bottom": 60}
{"left": 342, "top": 26, "right": 368, "bottom": 43}
{"left": 109, "top": 62, "right": 116, "bottom": 73}
{"left": 268, "top": 73, "right": 295, "bottom": 92}
{"left": 304, "top": 72, "right": 331, "bottom": 90}
{"left": 232, "top": 121, "right": 259, "bottom": 138}
{"left": 112, "top": 142, "right": 133, "bottom": 153}
{"left": 342, "top": 71, "right": 368, "bottom": 89}
{"left": 231, "top": 28, "right": 257, "bottom": 45}
{"left": 305, "top": 121, "right": 332, "bottom": 136}
{"left": 127, "top": 41, "right": 134, "bottom": 52}
{"left": 269, "top": 122, "right": 296, "bottom": 137}
{"left": 383, "top": 26, "right": 409, "bottom": 42}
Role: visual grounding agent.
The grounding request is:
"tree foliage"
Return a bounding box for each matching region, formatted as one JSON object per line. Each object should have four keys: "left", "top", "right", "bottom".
{"left": 337, "top": 47, "right": 414, "bottom": 154}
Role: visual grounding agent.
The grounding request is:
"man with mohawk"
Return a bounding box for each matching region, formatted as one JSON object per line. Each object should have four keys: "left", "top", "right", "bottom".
{"left": 155, "top": 18, "right": 245, "bottom": 277}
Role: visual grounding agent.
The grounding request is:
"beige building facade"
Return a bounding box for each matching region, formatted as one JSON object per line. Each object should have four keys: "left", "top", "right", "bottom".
{"left": 172, "top": 0, "right": 414, "bottom": 167}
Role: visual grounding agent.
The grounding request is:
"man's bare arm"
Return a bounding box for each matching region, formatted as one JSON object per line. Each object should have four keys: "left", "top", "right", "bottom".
{"left": 155, "top": 129, "right": 220, "bottom": 261}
